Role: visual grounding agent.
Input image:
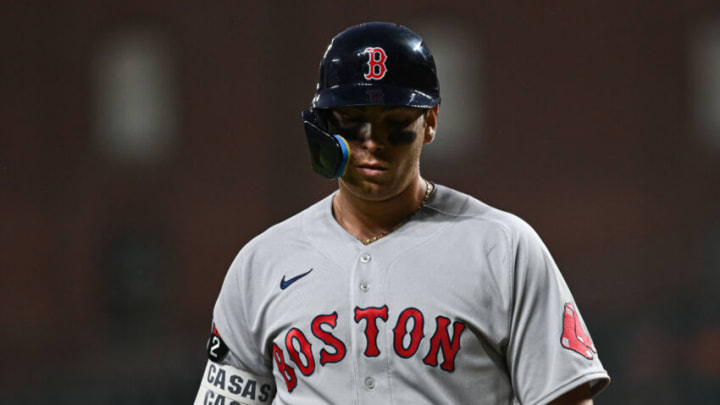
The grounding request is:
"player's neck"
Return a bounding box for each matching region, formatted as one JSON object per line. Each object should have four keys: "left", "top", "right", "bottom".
{"left": 332, "top": 176, "right": 430, "bottom": 244}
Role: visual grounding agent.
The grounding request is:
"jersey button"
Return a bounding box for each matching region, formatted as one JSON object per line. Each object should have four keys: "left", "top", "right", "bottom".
{"left": 364, "top": 376, "right": 375, "bottom": 389}
{"left": 360, "top": 282, "right": 369, "bottom": 292}
{"left": 360, "top": 253, "right": 372, "bottom": 263}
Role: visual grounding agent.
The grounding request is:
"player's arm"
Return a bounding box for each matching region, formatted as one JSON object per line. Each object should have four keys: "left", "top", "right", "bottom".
{"left": 193, "top": 321, "right": 277, "bottom": 405}
{"left": 504, "top": 219, "right": 610, "bottom": 404}
{"left": 194, "top": 252, "right": 276, "bottom": 404}
{"left": 547, "top": 383, "right": 593, "bottom": 405}
{"left": 194, "top": 358, "right": 275, "bottom": 405}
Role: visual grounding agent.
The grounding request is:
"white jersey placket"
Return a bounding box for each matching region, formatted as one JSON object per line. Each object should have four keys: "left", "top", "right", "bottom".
{"left": 348, "top": 243, "right": 392, "bottom": 405}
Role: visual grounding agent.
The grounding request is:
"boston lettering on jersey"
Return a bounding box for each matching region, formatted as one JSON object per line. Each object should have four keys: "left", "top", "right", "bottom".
{"left": 273, "top": 305, "right": 466, "bottom": 392}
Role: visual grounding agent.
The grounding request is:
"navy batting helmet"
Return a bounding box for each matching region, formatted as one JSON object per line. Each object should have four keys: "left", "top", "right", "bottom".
{"left": 303, "top": 22, "right": 441, "bottom": 179}
{"left": 312, "top": 22, "right": 441, "bottom": 109}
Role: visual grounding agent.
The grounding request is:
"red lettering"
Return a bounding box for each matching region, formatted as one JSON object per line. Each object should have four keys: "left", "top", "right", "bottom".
{"left": 354, "top": 306, "right": 389, "bottom": 357}
{"left": 311, "top": 312, "right": 347, "bottom": 365}
{"left": 423, "top": 316, "right": 466, "bottom": 372}
{"left": 285, "top": 328, "right": 315, "bottom": 376}
{"left": 272, "top": 343, "right": 297, "bottom": 392}
{"left": 363, "top": 47, "right": 388, "bottom": 80}
{"left": 393, "top": 307, "right": 425, "bottom": 358}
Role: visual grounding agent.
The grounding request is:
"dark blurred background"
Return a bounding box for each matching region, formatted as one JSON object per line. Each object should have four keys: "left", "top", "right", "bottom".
{"left": 1, "top": 1, "right": 719, "bottom": 403}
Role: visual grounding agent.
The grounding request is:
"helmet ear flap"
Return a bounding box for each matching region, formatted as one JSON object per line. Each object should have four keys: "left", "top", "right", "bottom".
{"left": 313, "top": 109, "right": 332, "bottom": 132}
{"left": 302, "top": 109, "right": 325, "bottom": 130}
{"left": 303, "top": 108, "right": 336, "bottom": 136}
{"left": 302, "top": 109, "right": 351, "bottom": 179}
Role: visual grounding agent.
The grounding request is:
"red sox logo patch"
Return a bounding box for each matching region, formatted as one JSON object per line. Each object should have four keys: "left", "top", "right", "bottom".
{"left": 560, "top": 302, "right": 597, "bottom": 359}
{"left": 363, "top": 47, "right": 388, "bottom": 80}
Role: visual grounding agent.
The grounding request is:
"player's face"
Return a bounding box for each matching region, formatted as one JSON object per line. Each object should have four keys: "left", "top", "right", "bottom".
{"left": 328, "top": 105, "right": 438, "bottom": 201}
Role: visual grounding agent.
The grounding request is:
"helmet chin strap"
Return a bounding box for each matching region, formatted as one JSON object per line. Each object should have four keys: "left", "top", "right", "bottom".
{"left": 302, "top": 109, "right": 351, "bottom": 179}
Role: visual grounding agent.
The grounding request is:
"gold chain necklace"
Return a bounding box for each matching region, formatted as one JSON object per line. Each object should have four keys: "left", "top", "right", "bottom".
{"left": 361, "top": 180, "right": 433, "bottom": 245}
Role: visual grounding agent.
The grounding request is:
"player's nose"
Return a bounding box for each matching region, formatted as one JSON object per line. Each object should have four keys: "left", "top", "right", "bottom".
{"left": 356, "top": 122, "right": 385, "bottom": 152}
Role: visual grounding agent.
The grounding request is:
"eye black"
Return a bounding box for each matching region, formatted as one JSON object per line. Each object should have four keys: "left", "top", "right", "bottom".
{"left": 336, "top": 125, "right": 360, "bottom": 141}
{"left": 388, "top": 128, "right": 417, "bottom": 145}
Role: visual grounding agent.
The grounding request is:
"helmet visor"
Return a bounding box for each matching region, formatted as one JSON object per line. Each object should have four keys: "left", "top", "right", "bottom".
{"left": 313, "top": 83, "right": 440, "bottom": 109}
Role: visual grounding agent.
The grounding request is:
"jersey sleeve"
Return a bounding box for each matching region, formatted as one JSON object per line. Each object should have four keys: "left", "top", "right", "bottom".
{"left": 504, "top": 220, "right": 610, "bottom": 405}
{"left": 193, "top": 250, "right": 277, "bottom": 405}
{"left": 212, "top": 251, "right": 271, "bottom": 374}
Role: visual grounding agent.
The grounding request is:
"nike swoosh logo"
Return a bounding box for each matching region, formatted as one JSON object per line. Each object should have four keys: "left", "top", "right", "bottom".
{"left": 280, "top": 268, "right": 313, "bottom": 290}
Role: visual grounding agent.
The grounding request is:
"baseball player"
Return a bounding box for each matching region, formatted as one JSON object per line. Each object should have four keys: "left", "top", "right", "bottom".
{"left": 194, "top": 22, "right": 610, "bottom": 405}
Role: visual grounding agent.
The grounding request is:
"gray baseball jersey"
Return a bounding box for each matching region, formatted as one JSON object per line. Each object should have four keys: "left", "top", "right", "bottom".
{"left": 194, "top": 184, "right": 610, "bottom": 405}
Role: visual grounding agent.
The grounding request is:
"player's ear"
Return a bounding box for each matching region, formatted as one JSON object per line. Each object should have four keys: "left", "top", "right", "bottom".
{"left": 423, "top": 105, "right": 439, "bottom": 145}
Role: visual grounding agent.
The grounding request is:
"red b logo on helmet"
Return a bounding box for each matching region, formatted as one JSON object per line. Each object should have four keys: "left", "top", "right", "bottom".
{"left": 364, "top": 47, "right": 388, "bottom": 80}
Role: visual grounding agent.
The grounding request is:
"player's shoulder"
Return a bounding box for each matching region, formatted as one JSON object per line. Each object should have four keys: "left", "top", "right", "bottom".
{"left": 426, "top": 183, "right": 538, "bottom": 242}
{"left": 234, "top": 192, "right": 334, "bottom": 258}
